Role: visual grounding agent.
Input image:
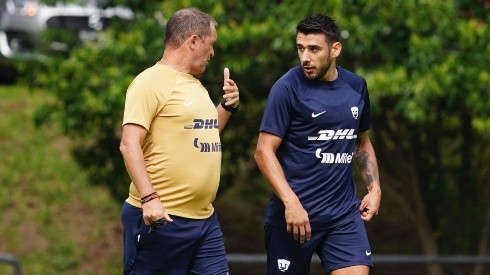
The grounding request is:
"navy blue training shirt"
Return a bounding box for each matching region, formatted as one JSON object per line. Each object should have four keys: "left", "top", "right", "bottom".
{"left": 260, "top": 65, "right": 371, "bottom": 229}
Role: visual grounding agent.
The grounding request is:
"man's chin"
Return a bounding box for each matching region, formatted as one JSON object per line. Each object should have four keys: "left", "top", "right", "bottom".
{"left": 303, "top": 71, "right": 317, "bottom": 80}
{"left": 191, "top": 69, "right": 205, "bottom": 78}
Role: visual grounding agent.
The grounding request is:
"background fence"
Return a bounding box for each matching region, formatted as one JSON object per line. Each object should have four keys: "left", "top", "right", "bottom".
{"left": 0, "top": 254, "right": 21, "bottom": 275}
{"left": 227, "top": 254, "right": 490, "bottom": 275}
{"left": 2, "top": 253, "right": 490, "bottom": 274}
{"left": 227, "top": 254, "right": 490, "bottom": 264}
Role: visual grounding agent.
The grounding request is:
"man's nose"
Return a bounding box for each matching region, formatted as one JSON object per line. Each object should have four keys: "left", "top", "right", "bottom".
{"left": 300, "top": 51, "right": 310, "bottom": 62}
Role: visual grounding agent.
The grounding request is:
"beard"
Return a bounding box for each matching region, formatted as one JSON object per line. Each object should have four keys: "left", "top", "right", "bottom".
{"left": 302, "top": 57, "right": 332, "bottom": 81}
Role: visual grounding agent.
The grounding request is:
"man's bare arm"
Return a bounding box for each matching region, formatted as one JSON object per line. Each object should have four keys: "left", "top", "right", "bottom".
{"left": 354, "top": 131, "right": 381, "bottom": 221}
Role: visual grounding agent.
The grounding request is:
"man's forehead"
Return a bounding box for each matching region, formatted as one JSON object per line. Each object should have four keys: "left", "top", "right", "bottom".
{"left": 200, "top": 24, "right": 217, "bottom": 42}
{"left": 207, "top": 28, "right": 217, "bottom": 42}
{"left": 296, "top": 33, "right": 328, "bottom": 45}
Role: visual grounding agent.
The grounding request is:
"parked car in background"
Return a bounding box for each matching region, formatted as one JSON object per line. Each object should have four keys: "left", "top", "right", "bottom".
{"left": 0, "top": 0, "right": 133, "bottom": 81}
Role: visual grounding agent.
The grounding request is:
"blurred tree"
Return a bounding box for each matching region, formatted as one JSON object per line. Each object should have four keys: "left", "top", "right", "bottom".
{"left": 342, "top": 2, "right": 489, "bottom": 275}
{"left": 22, "top": 0, "right": 489, "bottom": 274}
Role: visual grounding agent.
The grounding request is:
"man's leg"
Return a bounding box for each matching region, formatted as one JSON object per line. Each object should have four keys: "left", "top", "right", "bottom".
{"left": 123, "top": 202, "right": 204, "bottom": 274}
{"left": 265, "top": 222, "right": 323, "bottom": 274}
{"left": 189, "top": 213, "right": 229, "bottom": 275}
{"left": 317, "top": 214, "right": 373, "bottom": 274}
{"left": 330, "top": 265, "right": 370, "bottom": 275}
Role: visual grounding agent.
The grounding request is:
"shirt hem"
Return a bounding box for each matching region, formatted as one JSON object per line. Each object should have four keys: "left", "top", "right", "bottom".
{"left": 125, "top": 197, "right": 215, "bottom": 220}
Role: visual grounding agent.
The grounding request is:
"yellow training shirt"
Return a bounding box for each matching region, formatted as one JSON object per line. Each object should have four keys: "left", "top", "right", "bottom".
{"left": 122, "top": 63, "right": 221, "bottom": 219}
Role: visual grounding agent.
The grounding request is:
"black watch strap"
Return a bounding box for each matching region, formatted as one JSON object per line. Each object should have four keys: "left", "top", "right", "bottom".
{"left": 220, "top": 98, "right": 239, "bottom": 113}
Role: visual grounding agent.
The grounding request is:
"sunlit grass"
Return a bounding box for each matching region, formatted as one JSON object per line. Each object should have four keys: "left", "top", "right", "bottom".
{"left": 0, "top": 84, "right": 122, "bottom": 275}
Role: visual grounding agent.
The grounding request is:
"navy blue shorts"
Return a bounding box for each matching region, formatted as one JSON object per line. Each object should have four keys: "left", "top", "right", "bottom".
{"left": 265, "top": 214, "right": 373, "bottom": 274}
{"left": 121, "top": 202, "right": 229, "bottom": 275}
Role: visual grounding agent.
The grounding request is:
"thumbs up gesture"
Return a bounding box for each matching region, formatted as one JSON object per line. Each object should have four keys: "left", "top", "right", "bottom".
{"left": 222, "top": 67, "right": 239, "bottom": 108}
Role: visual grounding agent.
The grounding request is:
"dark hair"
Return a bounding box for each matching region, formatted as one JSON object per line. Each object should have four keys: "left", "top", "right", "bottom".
{"left": 296, "top": 14, "right": 340, "bottom": 44}
{"left": 164, "top": 8, "right": 217, "bottom": 48}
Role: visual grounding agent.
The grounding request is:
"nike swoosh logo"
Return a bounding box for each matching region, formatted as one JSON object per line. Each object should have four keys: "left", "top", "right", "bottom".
{"left": 184, "top": 101, "right": 194, "bottom": 107}
{"left": 366, "top": 251, "right": 372, "bottom": 256}
{"left": 311, "top": 111, "right": 326, "bottom": 118}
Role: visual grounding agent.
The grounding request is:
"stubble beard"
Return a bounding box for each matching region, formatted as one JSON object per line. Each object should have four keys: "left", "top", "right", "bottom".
{"left": 303, "top": 58, "right": 332, "bottom": 81}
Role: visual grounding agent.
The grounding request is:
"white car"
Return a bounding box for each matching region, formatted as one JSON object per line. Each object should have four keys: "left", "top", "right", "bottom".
{"left": 0, "top": 0, "right": 133, "bottom": 79}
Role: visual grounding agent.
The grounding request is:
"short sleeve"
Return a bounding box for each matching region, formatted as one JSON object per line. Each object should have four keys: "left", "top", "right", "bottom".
{"left": 122, "top": 79, "right": 157, "bottom": 130}
{"left": 259, "top": 80, "right": 294, "bottom": 138}
{"left": 358, "top": 78, "right": 371, "bottom": 132}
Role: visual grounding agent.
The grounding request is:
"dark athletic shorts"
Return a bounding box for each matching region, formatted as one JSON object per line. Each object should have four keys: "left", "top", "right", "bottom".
{"left": 121, "top": 202, "right": 229, "bottom": 275}
{"left": 265, "top": 214, "right": 373, "bottom": 274}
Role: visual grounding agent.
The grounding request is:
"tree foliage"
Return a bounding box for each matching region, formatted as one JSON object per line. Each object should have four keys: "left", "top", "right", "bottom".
{"left": 22, "top": 0, "right": 489, "bottom": 274}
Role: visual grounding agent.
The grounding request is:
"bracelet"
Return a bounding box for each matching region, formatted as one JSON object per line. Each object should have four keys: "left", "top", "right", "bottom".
{"left": 141, "top": 191, "right": 158, "bottom": 201}
{"left": 221, "top": 98, "right": 239, "bottom": 113}
{"left": 141, "top": 192, "right": 159, "bottom": 204}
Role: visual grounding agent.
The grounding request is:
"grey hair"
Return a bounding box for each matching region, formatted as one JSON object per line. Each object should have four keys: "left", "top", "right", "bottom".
{"left": 164, "top": 8, "right": 217, "bottom": 48}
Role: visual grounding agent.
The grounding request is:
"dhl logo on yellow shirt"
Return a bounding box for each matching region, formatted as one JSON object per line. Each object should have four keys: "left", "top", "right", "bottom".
{"left": 184, "top": 119, "right": 219, "bottom": 129}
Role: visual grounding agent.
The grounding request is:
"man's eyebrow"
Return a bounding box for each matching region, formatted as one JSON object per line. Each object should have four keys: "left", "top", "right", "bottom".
{"left": 297, "top": 43, "right": 320, "bottom": 47}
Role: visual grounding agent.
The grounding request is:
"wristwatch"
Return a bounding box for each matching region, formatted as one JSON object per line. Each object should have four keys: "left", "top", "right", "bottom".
{"left": 220, "top": 98, "right": 239, "bottom": 113}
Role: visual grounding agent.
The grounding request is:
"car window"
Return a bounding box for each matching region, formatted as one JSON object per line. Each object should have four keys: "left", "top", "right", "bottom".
{"left": 11, "top": 0, "right": 29, "bottom": 8}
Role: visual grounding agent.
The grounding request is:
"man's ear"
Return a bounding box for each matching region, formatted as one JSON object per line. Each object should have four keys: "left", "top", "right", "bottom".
{"left": 188, "top": 34, "right": 200, "bottom": 50}
{"left": 331, "top": 42, "right": 342, "bottom": 58}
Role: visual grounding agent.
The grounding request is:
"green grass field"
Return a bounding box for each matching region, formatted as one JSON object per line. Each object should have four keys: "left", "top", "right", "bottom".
{"left": 0, "top": 84, "right": 123, "bottom": 275}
